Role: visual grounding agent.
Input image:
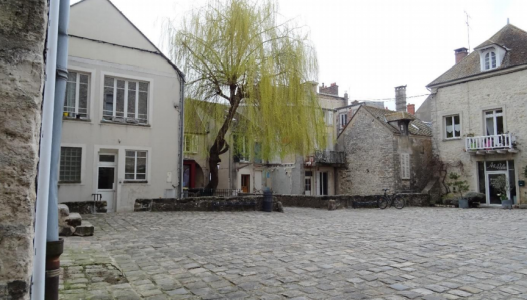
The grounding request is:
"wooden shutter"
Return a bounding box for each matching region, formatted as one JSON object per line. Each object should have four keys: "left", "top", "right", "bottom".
{"left": 401, "top": 153, "right": 410, "bottom": 179}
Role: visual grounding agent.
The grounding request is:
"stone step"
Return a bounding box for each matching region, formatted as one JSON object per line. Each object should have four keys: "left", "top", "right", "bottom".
{"left": 58, "top": 204, "right": 70, "bottom": 217}
{"left": 65, "top": 212, "right": 82, "bottom": 227}
{"left": 73, "top": 221, "right": 94, "bottom": 237}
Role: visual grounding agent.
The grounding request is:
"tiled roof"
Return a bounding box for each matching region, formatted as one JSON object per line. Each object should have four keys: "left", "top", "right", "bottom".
{"left": 428, "top": 24, "right": 527, "bottom": 87}
{"left": 362, "top": 106, "right": 432, "bottom": 137}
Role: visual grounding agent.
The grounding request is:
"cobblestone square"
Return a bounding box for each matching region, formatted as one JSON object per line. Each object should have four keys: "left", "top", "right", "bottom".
{"left": 61, "top": 208, "right": 527, "bottom": 300}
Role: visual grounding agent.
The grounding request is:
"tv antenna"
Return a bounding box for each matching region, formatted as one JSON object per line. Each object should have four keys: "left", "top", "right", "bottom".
{"left": 465, "top": 11, "right": 471, "bottom": 52}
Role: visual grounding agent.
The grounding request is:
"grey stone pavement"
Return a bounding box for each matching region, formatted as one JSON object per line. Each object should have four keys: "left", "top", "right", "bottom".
{"left": 60, "top": 207, "right": 527, "bottom": 300}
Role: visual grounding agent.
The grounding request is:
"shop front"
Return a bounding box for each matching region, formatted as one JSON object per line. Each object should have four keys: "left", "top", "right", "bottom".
{"left": 477, "top": 160, "right": 517, "bottom": 205}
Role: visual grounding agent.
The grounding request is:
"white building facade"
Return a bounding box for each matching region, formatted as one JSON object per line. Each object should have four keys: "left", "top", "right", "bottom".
{"left": 58, "top": 0, "right": 184, "bottom": 212}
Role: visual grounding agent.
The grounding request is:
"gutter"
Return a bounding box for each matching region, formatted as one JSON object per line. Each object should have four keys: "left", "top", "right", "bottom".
{"left": 32, "top": 0, "right": 60, "bottom": 298}
{"left": 178, "top": 75, "right": 185, "bottom": 198}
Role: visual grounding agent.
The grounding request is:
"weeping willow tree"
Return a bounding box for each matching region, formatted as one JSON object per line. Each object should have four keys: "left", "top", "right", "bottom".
{"left": 170, "top": 0, "right": 326, "bottom": 190}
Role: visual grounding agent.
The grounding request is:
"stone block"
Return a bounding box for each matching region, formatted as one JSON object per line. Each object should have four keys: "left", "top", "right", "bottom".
{"left": 65, "top": 213, "right": 82, "bottom": 227}
{"left": 74, "top": 221, "right": 94, "bottom": 237}
{"left": 328, "top": 200, "right": 337, "bottom": 210}
{"left": 59, "top": 226, "right": 75, "bottom": 237}
{"left": 58, "top": 204, "right": 70, "bottom": 217}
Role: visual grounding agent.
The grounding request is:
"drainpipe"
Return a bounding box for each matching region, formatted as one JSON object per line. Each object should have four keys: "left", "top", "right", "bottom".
{"left": 32, "top": 0, "right": 60, "bottom": 299}
{"left": 178, "top": 75, "right": 185, "bottom": 198}
{"left": 45, "top": 0, "right": 70, "bottom": 298}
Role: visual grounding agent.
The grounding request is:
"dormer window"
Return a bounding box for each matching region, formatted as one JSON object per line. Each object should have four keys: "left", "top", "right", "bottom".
{"left": 476, "top": 44, "right": 506, "bottom": 72}
{"left": 485, "top": 51, "right": 497, "bottom": 70}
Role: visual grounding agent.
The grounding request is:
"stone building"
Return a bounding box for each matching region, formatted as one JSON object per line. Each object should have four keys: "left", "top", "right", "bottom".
{"left": 58, "top": 0, "right": 185, "bottom": 212}
{"left": 336, "top": 86, "right": 433, "bottom": 195}
{"left": 426, "top": 24, "right": 527, "bottom": 206}
{"left": 0, "top": 0, "right": 48, "bottom": 298}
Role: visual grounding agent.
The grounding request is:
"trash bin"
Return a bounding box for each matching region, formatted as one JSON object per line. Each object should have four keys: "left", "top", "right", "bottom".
{"left": 262, "top": 190, "right": 273, "bottom": 212}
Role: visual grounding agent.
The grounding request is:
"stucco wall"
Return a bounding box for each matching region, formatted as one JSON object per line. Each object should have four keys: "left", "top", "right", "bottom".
{"left": 58, "top": 12, "right": 182, "bottom": 212}
{"left": 431, "top": 69, "right": 527, "bottom": 203}
{"left": 0, "top": 0, "right": 48, "bottom": 298}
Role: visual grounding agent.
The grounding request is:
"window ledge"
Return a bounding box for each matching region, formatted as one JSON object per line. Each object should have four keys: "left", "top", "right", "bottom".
{"left": 442, "top": 138, "right": 462, "bottom": 142}
{"left": 123, "top": 180, "right": 148, "bottom": 184}
{"left": 63, "top": 117, "right": 91, "bottom": 122}
{"left": 100, "top": 120, "right": 150, "bottom": 127}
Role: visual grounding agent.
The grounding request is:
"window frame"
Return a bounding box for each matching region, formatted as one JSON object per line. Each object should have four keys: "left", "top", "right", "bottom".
{"left": 184, "top": 134, "right": 198, "bottom": 153}
{"left": 125, "top": 150, "right": 148, "bottom": 181}
{"left": 64, "top": 71, "right": 90, "bottom": 119}
{"left": 444, "top": 114, "right": 461, "bottom": 139}
{"left": 339, "top": 113, "right": 348, "bottom": 128}
{"left": 324, "top": 110, "right": 334, "bottom": 125}
{"left": 484, "top": 109, "right": 504, "bottom": 136}
{"left": 59, "top": 146, "right": 83, "bottom": 183}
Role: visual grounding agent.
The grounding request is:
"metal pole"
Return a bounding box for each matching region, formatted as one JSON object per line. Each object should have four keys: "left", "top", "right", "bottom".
{"left": 45, "top": 0, "right": 69, "bottom": 298}
{"left": 178, "top": 75, "right": 185, "bottom": 198}
{"left": 32, "top": 0, "right": 60, "bottom": 298}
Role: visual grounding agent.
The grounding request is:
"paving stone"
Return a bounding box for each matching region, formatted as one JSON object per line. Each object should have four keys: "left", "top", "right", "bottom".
{"left": 59, "top": 208, "right": 527, "bottom": 300}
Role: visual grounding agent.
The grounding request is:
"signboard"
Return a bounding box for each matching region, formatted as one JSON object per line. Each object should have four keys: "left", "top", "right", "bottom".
{"left": 486, "top": 161, "right": 508, "bottom": 171}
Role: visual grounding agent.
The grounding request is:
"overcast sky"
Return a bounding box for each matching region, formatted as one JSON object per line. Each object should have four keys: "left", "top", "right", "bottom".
{"left": 72, "top": 0, "right": 527, "bottom": 110}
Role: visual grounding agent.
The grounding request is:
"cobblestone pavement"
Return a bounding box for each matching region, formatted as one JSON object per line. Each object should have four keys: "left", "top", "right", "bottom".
{"left": 60, "top": 207, "right": 527, "bottom": 300}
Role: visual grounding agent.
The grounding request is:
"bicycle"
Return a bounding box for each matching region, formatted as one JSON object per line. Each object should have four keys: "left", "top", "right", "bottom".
{"left": 378, "top": 189, "right": 405, "bottom": 209}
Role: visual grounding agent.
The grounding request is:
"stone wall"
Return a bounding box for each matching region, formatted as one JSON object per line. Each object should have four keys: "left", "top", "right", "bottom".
{"left": 134, "top": 193, "right": 430, "bottom": 212}
{"left": 0, "top": 0, "right": 48, "bottom": 299}
{"left": 336, "top": 108, "right": 397, "bottom": 195}
{"left": 430, "top": 69, "right": 527, "bottom": 203}
{"left": 61, "top": 201, "right": 108, "bottom": 214}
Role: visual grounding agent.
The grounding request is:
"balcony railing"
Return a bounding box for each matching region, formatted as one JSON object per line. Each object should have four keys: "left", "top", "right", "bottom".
{"left": 314, "top": 150, "right": 346, "bottom": 165}
{"left": 465, "top": 133, "right": 518, "bottom": 154}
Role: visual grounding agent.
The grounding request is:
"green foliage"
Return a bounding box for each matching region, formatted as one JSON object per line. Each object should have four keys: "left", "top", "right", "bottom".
{"left": 170, "top": 0, "right": 325, "bottom": 162}
{"left": 447, "top": 172, "right": 469, "bottom": 199}
{"left": 489, "top": 175, "right": 511, "bottom": 201}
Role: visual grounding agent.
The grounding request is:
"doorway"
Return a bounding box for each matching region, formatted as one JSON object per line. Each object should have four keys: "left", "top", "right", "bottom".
{"left": 486, "top": 172, "right": 508, "bottom": 205}
{"left": 97, "top": 154, "right": 116, "bottom": 212}
{"left": 305, "top": 171, "right": 313, "bottom": 195}
{"left": 241, "top": 174, "right": 250, "bottom": 193}
{"left": 318, "top": 171, "right": 328, "bottom": 195}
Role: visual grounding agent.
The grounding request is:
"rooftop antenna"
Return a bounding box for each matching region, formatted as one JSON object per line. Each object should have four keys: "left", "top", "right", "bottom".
{"left": 507, "top": 18, "right": 509, "bottom": 25}
{"left": 464, "top": 11, "right": 471, "bottom": 52}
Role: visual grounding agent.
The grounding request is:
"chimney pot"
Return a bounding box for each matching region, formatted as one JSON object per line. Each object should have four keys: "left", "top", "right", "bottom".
{"left": 319, "top": 82, "right": 339, "bottom": 96}
{"left": 454, "top": 47, "right": 468, "bottom": 64}
{"left": 407, "top": 104, "right": 415, "bottom": 115}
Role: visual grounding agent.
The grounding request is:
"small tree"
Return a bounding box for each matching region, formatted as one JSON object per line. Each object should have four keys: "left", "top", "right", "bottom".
{"left": 489, "top": 175, "right": 511, "bottom": 201}
{"left": 447, "top": 172, "right": 469, "bottom": 199}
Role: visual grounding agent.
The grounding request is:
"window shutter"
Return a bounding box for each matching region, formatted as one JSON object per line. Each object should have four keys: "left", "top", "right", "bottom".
{"left": 401, "top": 153, "right": 410, "bottom": 179}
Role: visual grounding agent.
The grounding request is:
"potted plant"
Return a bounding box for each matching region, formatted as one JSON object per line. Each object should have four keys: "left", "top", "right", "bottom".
{"left": 447, "top": 172, "right": 470, "bottom": 208}
{"left": 490, "top": 176, "right": 513, "bottom": 209}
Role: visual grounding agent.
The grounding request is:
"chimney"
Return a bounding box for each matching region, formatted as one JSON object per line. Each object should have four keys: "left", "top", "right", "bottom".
{"left": 454, "top": 47, "right": 468, "bottom": 64}
{"left": 319, "top": 82, "right": 339, "bottom": 96}
{"left": 395, "top": 85, "right": 407, "bottom": 112}
{"left": 407, "top": 104, "right": 415, "bottom": 115}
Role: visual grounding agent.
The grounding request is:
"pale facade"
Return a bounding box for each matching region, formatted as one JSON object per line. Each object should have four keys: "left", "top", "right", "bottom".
{"left": 428, "top": 24, "right": 527, "bottom": 206}
{"left": 58, "top": 0, "right": 184, "bottom": 212}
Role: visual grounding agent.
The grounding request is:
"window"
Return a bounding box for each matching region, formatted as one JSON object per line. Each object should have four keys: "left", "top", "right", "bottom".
{"left": 233, "top": 135, "right": 250, "bottom": 162}
{"left": 103, "top": 76, "right": 148, "bottom": 124}
{"left": 125, "top": 150, "right": 147, "bottom": 180}
{"left": 64, "top": 71, "right": 89, "bottom": 119}
{"left": 184, "top": 134, "right": 198, "bottom": 153}
{"left": 59, "top": 147, "right": 82, "bottom": 183}
{"left": 485, "top": 51, "right": 497, "bottom": 70}
{"left": 325, "top": 110, "right": 333, "bottom": 125}
{"left": 445, "top": 115, "right": 461, "bottom": 139}
{"left": 400, "top": 153, "right": 410, "bottom": 180}
{"left": 339, "top": 113, "right": 348, "bottom": 128}
{"left": 305, "top": 177, "right": 312, "bottom": 192}
{"left": 485, "top": 109, "right": 504, "bottom": 136}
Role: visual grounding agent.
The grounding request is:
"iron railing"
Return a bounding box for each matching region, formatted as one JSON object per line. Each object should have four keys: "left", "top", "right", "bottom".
{"left": 314, "top": 150, "right": 346, "bottom": 164}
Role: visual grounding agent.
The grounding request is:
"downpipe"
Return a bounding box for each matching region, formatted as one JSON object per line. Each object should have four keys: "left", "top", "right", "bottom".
{"left": 45, "top": 0, "right": 70, "bottom": 299}
{"left": 32, "top": 0, "right": 60, "bottom": 299}
{"left": 178, "top": 75, "right": 185, "bottom": 198}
